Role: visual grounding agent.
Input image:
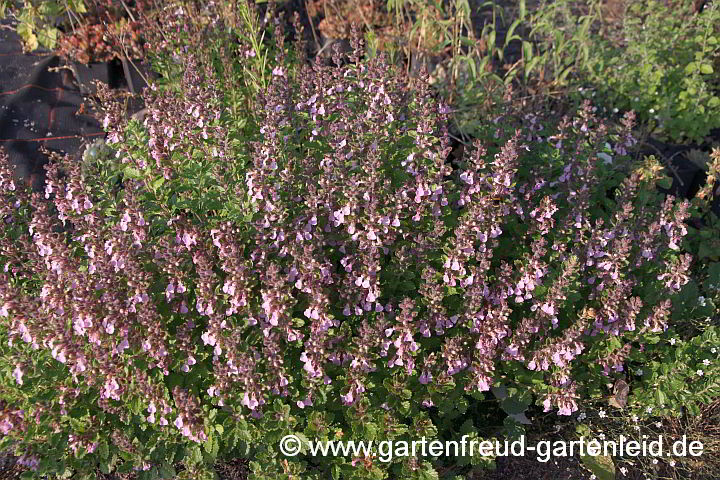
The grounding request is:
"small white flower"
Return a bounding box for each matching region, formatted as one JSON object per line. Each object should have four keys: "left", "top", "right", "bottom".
{"left": 669, "top": 459, "right": 676, "bottom": 467}
{"left": 703, "top": 359, "right": 711, "bottom": 366}
{"left": 697, "top": 369, "right": 704, "bottom": 377}
{"left": 646, "top": 406, "right": 653, "bottom": 414}
{"left": 656, "top": 422, "right": 662, "bottom": 428}
{"left": 620, "top": 466, "right": 628, "bottom": 476}
{"left": 599, "top": 409, "right": 607, "bottom": 418}
{"left": 698, "top": 296, "right": 707, "bottom": 306}
{"left": 631, "top": 414, "right": 639, "bottom": 422}
{"left": 636, "top": 369, "right": 644, "bottom": 376}
{"left": 652, "top": 459, "right": 658, "bottom": 465}
{"left": 712, "top": 347, "right": 718, "bottom": 354}
{"left": 670, "top": 338, "right": 677, "bottom": 345}
{"left": 613, "top": 108, "right": 619, "bottom": 113}
{"left": 599, "top": 433, "right": 606, "bottom": 439}
{"left": 590, "top": 475, "right": 597, "bottom": 480}
{"left": 649, "top": 108, "right": 655, "bottom": 114}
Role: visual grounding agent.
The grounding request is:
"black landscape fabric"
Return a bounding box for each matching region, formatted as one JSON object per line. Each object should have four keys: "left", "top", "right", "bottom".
{"left": 0, "top": 20, "right": 144, "bottom": 191}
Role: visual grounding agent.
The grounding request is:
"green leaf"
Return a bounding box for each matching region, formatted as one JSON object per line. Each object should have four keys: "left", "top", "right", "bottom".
{"left": 123, "top": 166, "right": 142, "bottom": 179}
{"left": 331, "top": 464, "right": 341, "bottom": 480}
{"left": 495, "top": 387, "right": 532, "bottom": 415}
{"left": 38, "top": 27, "right": 58, "bottom": 49}
{"left": 503, "top": 415, "right": 526, "bottom": 440}
{"left": 505, "top": 19, "right": 523, "bottom": 48}
{"left": 158, "top": 463, "right": 176, "bottom": 479}
{"left": 656, "top": 176, "right": 673, "bottom": 189}
{"left": 522, "top": 41, "right": 533, "bottom": 62}
{"left": 699, "top": 243, "right": 716, "bottom": 260}
{"left": 98, "top": 441, "right": 109, "bottom": 459}
{"left": 700, "top": 64, "right": 713, "bottom": 75}
{"left": 16, "top": 22, "right": 39, "bottom": 51}
{"left": 188, "top": 445, "right": 203, "bottom": 465}
{"left": 705, "top": 263, "right": 720, "bottom": 288}
{"left": 151, "top": 177, "right": 165, "bottom": 190}
{"left": 70, "top": 0, "right": 88, "bottom": 14}
{"left": 417, "top": 461, "right": 439, "bottom": 480}
{"left": 99, "top": 461, "right": 111, "bottom": 475}
{"left": 580, "top": 454, "right": 615, "bottom": 480}
{"left": 576, "top": 423, "right": 592, "bottom": 437}
{"left": 38, "top": 2, "right": 62, "bottom": 17}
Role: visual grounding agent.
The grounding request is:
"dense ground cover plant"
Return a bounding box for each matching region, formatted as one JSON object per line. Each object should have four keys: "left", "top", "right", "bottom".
{"left": 1, "top": 3, "right": 719, "bottom": 480}
{"left": 524, "top": 0, "right": 720, "bottom": 144}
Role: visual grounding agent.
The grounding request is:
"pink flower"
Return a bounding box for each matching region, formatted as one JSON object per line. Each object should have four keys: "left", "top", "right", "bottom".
{"left": 12, "top": 366, "right": 23, "bottom": 385}
{"left": 0, "top": 419, "right": 13, "bottom": 434}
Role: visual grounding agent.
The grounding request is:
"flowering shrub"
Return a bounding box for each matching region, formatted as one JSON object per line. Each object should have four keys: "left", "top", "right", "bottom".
{"left": 0, "top": 6, "right": 711, "bottom": 480}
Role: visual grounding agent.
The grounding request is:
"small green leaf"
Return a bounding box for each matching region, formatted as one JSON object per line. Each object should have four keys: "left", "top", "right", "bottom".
{"left": 16, "top": 23, "right": 39, "bottom": 51}
{"left": 655, "top": 389, "right": 666, "bottom": 405}
{"left": 158, "top": 463, "right": 176, "bottom": 479}
{"left": 522, "top": 41, "right": 533, "bottom": 62}
{"left": 417, "top": 461, "right": 440, "bottom": 480}
{"left": 70, "top": 0, "right": 88, "bottom": 14}
{"left": 99, "top": 461, "right": 111, "bottom": 475}
{"left": 700, "top": 64, "right": 714, "bottom": 75}
{"left": 580, "top": 454, "right": 615, "bottom": 480}
{"left": 331, "top": 464, "right": 341, "bottom": 480}
{"left": 98, "top": 441, "right": 109, "bottom": 459}
{"left": 656, "top": 177, "right": 673, "bottom": 189}
{"left": 151, "top": 177, "right": 165, "bottom": 190}
{"left": 123, "top": 166, "right": 142, "bottom": 179}
{"left": 38, "top": 27, "right": 58, "bottom": 49}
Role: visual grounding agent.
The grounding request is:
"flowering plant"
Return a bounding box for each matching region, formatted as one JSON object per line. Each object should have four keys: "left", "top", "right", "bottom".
{"left": 0, "top": 6, "right": 706, "bottom": 480}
